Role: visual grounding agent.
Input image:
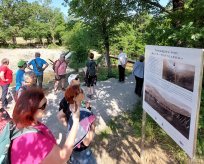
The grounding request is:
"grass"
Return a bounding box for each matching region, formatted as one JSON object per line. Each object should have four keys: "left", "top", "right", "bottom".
{"left": 94, "top": 62, "right": 204, "bottom": 162}
{"left": 97, "top": 65, "right": 132, "bottom": 81}
{"left": 101, "top": 104, "right": 190, "bottom": 163}
{"left": 98, "top": 129, "right": 112, "bottom": 140}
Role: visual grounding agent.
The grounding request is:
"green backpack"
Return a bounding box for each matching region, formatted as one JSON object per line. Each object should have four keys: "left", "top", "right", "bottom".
{"left": 0, "top": 121, "right": 38, "bottom": 164}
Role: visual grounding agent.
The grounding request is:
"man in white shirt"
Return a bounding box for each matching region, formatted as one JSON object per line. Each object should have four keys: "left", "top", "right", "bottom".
{"left": 118, "top": 48, "right": 127, "bottom": 82}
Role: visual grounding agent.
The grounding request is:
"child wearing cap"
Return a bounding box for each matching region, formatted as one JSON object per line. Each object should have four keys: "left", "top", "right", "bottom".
{"left": 15, "top": 59, "right": 27, "bottom": 91}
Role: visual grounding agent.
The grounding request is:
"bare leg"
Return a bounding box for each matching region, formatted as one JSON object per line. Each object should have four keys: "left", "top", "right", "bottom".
{"left": 61, "top": 78, "right": 65, "bottom": 89}
{"left": 54, "top": 80, "right": 59, "bottom": 91}
{"left": 88, "top": 87, "right": 91, "bottom": 95}
{"left": 90, "top": 86, "right": 94, "bottom": 95}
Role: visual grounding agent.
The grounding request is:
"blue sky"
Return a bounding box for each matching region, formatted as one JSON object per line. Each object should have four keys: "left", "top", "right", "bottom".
{"left": 28, "top": 0, "right": 68, "bottom": 15}
{"left": 28, "top": 0, "right": 169, "bottom": 16}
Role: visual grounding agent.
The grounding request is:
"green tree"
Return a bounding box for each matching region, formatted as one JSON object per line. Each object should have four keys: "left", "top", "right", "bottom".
{"left": 63, "top": 21, "right": 99, "bottom": 69}
{"left": 20, "top": 1, "right": 66, "bottom": 45}
{"left": 0, "top": 0, "right": 32, "bottom": 44}
{"left": 66, "top": 0, "right": 135, "bottom": 76}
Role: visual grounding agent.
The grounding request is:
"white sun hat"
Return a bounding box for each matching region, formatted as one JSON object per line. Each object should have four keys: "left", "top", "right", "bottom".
{"left": 67, "top": 74, "right": 79, "bottom": 85}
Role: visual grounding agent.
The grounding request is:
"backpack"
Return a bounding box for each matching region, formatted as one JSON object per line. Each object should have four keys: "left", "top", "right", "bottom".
{"left": 87, "top": 60, "right": 96, "bottom": 76}
{"left": 0, "top": 121, "right": 38, "bottom": 164}
{"left": 52, "top": 60, "right": 59, "bottom": 71}
{"left": 53, "top": 60, "right": 65, "bottom": 71}
{"left": 34, "top": 59, "right": 43, "bottom": 72}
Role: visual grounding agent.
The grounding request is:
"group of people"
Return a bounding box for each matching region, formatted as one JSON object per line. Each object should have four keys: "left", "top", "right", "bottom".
{"left": 0, "top": 51, "right": 99, "bottom": 164}
{"left": 117, "top": 47, "right": 145, "bottom": 97}
{"left": 0, "top": 48, "right": 144, "bottom": 163}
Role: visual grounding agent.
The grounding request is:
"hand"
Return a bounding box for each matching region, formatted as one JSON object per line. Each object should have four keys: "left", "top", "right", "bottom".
{"left": 85, "top": 101, "right": 91, "bottom": 109}
{"left": 55, "top": 75, "right": 60, "bottom": 79}
{"left": 72, "top": 103, "right": 80, "bottom": 122}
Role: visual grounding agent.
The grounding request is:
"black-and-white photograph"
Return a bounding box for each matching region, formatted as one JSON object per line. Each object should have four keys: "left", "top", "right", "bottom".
{"left": 162, "top": 59, "right": 195, "bottom": 92}
{"left": 144, "top": 84, "right": 191, "bottom": 139}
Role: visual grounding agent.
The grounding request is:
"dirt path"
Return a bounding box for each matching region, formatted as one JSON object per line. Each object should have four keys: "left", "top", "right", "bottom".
{"left": 42, "top": 75, "right": 175, "bottom": 164}
{"left": 1, "top": 48, "right": 175, "bottom": 163}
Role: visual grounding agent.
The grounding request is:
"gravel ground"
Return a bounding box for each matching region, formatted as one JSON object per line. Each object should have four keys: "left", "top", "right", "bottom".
{"left": 1, "top": 48, "right": 176, "bottom": 164}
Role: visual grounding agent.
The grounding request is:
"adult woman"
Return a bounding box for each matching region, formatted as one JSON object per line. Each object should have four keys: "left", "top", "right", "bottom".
{"left": 54, "top": 54, "right": 68, "bottom": 93}
{"left": 65, "top": 85, "right": 96, "bottom": 164}
{"left": 11, "top": 87, "right": 80, "bottom": 164}
{"left": 0, "top": 58, "right": 13, "bottom": 109}
{"left": 57, "top": 74, "right": 80, "bottom": 127}
{"left": 132, "top": 55, "right": 145, "bottom": 97}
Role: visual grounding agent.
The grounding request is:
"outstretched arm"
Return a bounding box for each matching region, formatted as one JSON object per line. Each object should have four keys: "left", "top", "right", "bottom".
{"left": 43, "top": 101, "right": 80, "bottom": 164}
{"left": 27, "top": 63, "right": 33, "bottom": 71}
{"left": 57, "top": 110, "right": 67, "bottom": 127}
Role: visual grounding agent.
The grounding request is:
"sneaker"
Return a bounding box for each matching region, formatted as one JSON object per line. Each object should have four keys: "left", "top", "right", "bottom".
{"left": 86, "top": 94, "right": 91, "bottom": 98}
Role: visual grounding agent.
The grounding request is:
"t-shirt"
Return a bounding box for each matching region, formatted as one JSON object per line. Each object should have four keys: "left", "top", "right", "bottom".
{"left": 86, "top": 60, "right": 97, "bottom": 76}
{"left": 118, "top": 53, "right": 127, "bottom": 66}
{"left": 15, "top": 69, "right": 25, "bottom": 91}
{"left": 28, "top": 57, "right": 47, "bottom": 76}
{"left": 55, "top": 60, "right": 67, "bottom": 75}
{"left": 0, "top": 65, "right": 13, "bottom": 85}
{"left": 11, "top": 122, "right": 56, "bottom": 164}
{"left": 17, "top": 85, "right": 28, "bottom": 99}
{"left": 59, "top": 97, "right": 71, "bottom": 120}
{"left": 132, "top": 61, "right": 144, "bottom": 78}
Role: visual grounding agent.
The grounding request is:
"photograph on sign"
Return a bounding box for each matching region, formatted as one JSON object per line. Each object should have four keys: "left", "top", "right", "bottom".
{"left": 145, "top": 83, "right": 191, "bottom": 138}
{"left": 143, "top": 45, "right": 204, "bottom": 158}
{"left": 162, "top": 59, "right": 195, "bottom": 92}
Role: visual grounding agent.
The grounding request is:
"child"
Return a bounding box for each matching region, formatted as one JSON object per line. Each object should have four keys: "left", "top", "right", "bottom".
{"left": 17, "top": 71, "right": 37, "bottom": 99}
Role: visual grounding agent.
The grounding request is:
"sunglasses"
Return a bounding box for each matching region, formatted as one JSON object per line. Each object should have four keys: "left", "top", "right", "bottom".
{"left": 75, "top": 77, "right": 79, "bottom": 80}
{"left": 38, "top": 102, "right": 47, "bottom": 110}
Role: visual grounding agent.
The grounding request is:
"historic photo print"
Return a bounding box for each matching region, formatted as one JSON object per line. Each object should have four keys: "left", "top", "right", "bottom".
{"left": 145, "top": 84, "right": 191, "bottom": 139}
{"left": 162, "top": 59, "right": 195, "bottom": 92}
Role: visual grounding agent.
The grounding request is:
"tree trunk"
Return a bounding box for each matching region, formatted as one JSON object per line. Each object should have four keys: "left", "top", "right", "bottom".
{"left": 39, "top": 38, "right": 43, "bottom": 44}
{"left": 173, "top": 0, "right": 184, "bottom": 11}
{"left": 104, "top": 40, "right": 112, "bottom": 77}
{"left": 102, "top": 23, "right": 112, "bottom": 77}
{"left": 12, "top": 36, "right": 17, "bottom": 45}
{"left": 172, "top": 0, "right": 184, "bottom": 29}
{"left": 172, "top": 0, "right": 185, "bottom": 46}
{"left": 51, "top": 35, "right": 55, "bottom": 44}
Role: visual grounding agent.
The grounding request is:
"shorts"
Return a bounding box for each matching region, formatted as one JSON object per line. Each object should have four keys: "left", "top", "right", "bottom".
{"left": 69, "top": 148, "right": 96, "bottom": 164}
{"left": 86, "top": 75, "right": 96, "bottom": 87}
{"left": 55, "top": 75, "right": 66, "bottom": 81}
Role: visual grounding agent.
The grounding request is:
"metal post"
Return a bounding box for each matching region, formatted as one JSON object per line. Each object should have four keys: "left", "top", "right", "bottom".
{"left": 140, "top": 109, "right": 147, "bottom": 162}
